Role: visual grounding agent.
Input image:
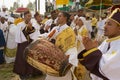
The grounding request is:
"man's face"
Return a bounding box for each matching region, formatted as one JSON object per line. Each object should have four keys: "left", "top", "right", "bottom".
{"left": 2, "top": 8, "right": 6, "bottom": 12}
{"left": 0, "top": 17, "right": 5, "bottom": 23}
{"left": 35, "top": 15, "right": 42, "bottom": 22}
{"left": 104, "top": 19, "right": 120, "bottom": 38}
{"left": 24, "top": 13, "right": 32, "bottom": 23}
{"left": 51, "top": 13, "right": 57, "bottom": 20}
{"left": 78, "top": 10, "right": 83, "bottom": 17}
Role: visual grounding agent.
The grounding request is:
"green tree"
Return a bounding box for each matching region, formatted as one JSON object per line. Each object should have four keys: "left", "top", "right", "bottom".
{"left": 27, "top": 2, "right": 34, "bottom": 11}
{"left": 13, "top": 2, "right": 19, "bottom": 10}
{"left": 9, "top": 7, "right": 14, "bottom": 12}
{"left": 80, "top": 0, "right": 89, "bottom": 7}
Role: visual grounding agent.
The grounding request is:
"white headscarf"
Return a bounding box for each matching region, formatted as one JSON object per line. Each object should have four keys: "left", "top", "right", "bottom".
{"left": 79, "top": 17, "right": 86, "bottom": 25}
{"left": 8, "top": 17, "right": 15, "bottom": 23}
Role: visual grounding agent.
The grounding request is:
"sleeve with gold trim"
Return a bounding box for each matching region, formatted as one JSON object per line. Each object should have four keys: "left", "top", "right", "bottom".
{"left": 78, "top": 48, "right": 109, "bottom": 80}
{"left": 22, "top": 26, "right": 35, "bottom": 41}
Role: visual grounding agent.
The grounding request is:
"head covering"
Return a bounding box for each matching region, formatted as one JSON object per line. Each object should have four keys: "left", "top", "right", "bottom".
{"left": 79, "top": 17, "right": 86, "bottom": 25}
{"left": 47, "top": 14, "right": 51, "bottom": 18}
{"left": 4, "top": 15, "right": 9, "bottom": 19}
{"left": 0, "top": 13, "right": 5, "bottom": 18}
{"left": 2, "top": 5, "right": 6, "bottom": 8}
{"left": 86, "top": 13, "right": 90, "bottom": 17}
{"left": 8, "top": 17, "right": 15, "bottom": 23}
{"left": 101, "top": 13, "right": 106, "bottom": 18}
{"left": 34, "top": 12, "right": 40, "bottom": 18}
{"left": 74, "top": 15, "right": 78, "bottom": 20}
{"left": 24, "top": 11, "right": 30, "bottom": 16}
{"left": 108, "top": 8, "right": 120, "bottom": 25}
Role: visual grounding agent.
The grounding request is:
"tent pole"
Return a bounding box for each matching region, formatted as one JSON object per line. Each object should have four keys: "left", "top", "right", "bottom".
{"left": 99, "top": 0, "right": 102, "bottom": 19}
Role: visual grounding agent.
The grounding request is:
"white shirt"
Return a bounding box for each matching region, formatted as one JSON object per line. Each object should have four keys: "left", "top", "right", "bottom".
{"left": 98, "top": 36, "right": 120, "bottom": 80}
{"left": 15, "top": 21, "right": 37, "bottom": 43}
{"left": 7, "top": 24, "right": 17, "bottom": 49}
{"left": 44, "top": 18, "right": 58, "bottom": 32}
{"left": 97, "top": 19, "right": 106, "bottom": 36}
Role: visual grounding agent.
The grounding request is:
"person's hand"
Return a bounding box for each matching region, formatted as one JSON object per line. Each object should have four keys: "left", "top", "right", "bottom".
{"left": 45, "top": 25, "right": 50, "bottom": 31}
{"left": 41, "top": 24, "right": 45, "bottom": 29}
{"left": 74, "top": 28, "right": 78, "bottom": 35}
{"left": 27, "top": 22, "right": 33, "bottom": 30}
{"left": 82, "top": 36, "right": 98, "bottom": 50}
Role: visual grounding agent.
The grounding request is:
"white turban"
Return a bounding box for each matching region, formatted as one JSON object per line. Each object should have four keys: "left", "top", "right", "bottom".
{"left": 79, "top": 17, "right": 86, "bottom": 25}
{"left": 8, "top": 17, "right": 14, "bottom": 23}
{"left": 0, "top": 13, "right": 6, "bottom": 18}
{"left": 2, "top": 5, "right": 6, "bottom": 8}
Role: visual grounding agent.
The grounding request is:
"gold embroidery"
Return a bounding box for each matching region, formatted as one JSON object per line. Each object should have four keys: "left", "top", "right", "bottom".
{"left": 79, "top": 27, "right": 88, "bottom": 37}
{"left": 55, "top": 27, "right": 76, "bottom": 53}
{"left": 83, "top": 48, "right": 98, "bottom": 57}
{"left": 106, "top": 36, "right": 120, "bottom": 42}
{"left": 112, "top": 51, "right": 116, "bottom": 55}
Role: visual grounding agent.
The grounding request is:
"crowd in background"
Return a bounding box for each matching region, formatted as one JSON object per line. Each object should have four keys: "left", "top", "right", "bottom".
{"left": 0, "top": 3, "right": 120, "bottom": 80}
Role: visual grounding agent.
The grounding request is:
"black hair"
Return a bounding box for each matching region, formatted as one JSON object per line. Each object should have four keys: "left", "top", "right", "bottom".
{"left": 77, "top": 8, "right": 84, "bottom": 12}
{"left": 24, "top": 11, "right": 30, "bottom": 16}
{"left": 34, "top": 12, "right": 40, "bottom": 18}
{"left": 61, "top": 11, "right": 71, "bottom": 26}
{"left": 51, "top": 10, "right": 56, "bottom": 14}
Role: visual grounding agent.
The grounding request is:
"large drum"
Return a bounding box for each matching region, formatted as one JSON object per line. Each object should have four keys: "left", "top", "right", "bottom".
{"left": 24, "top": 39, "right": 72, "bottom": 77}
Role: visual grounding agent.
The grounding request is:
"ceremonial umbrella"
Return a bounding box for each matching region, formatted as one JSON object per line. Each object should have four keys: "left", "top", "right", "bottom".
{"left": 85, "top": 0, "right": 112, "bottom": 10}
{"left": 85, "top": 0, "right": 112, "bottom": 18}
{"left": 16, "top": 7, "right": 29, "bottom": 13}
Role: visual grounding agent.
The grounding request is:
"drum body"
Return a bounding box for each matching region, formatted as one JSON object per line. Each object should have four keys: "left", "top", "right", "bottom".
{"left": 24, "top": 39, "right": 71, "bottom": 76}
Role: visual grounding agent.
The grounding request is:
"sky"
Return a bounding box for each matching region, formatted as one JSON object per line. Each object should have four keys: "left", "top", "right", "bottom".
{"left": 0, "top": 0, "right": 53, "bottom": 14}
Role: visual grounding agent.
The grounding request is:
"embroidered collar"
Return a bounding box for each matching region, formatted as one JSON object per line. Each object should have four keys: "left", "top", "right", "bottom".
{"left": 106, "top": 36, "right": 120, "bottom": 42}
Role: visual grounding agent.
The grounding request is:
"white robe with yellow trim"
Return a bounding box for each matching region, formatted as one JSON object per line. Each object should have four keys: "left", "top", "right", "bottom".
{"left": 32, "top": 21, "right": 42, "bottom": 40}
{"left": 45, "top": 24, "right": 78, "bottom": 80}
{"left": 89, "top": 36, "right": 120, "bottom": 80}
{"left": 75, "top": 25, "right": 91, "bottom": 80}
{"left": 15, "top": 21, "right": 38, "bottom": 43}
{"left": 98, "top": 36, "right": 120, "bottom": 80}
{"left": 76, "top": 25, "right": 89, "bottom": 53}
{"left": 5, "top": 24, "right": 17, "bottom": 63}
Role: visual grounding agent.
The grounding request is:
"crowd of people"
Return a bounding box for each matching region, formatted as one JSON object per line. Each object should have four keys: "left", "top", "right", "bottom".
{"left": 0, "top": 4, "right": 120, "bottom": 80}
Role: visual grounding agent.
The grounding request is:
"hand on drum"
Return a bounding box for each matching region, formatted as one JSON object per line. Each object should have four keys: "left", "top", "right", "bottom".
{"left": 82, "top": 36, "right": 98, "bottom": 50}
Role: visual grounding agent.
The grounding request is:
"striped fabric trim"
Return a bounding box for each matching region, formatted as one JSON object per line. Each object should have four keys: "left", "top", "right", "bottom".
{"left": 109, "top": 18, "right": 120, "bottom": 26}
{"left": 83, "top": 48, "right": 98, "bottom": 57}
{"left": 78, "top": 58, "right": 84, "bottom": 61}
{"left": 106, "top": 36, "right": 120, "bottom": 42}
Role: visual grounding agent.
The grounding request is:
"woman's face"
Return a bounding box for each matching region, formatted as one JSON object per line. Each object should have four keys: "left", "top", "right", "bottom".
{"left": 76, "top": 18, "right": 83, "bottom": 27}
{"left": 104, "top": 19, "right": 120, "bottom": 38}
{"left": 70, "top": 14, "right": 74, "bottom": 21}
{"left": 57, "top": 12, "right": 66, "bottom": 25}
